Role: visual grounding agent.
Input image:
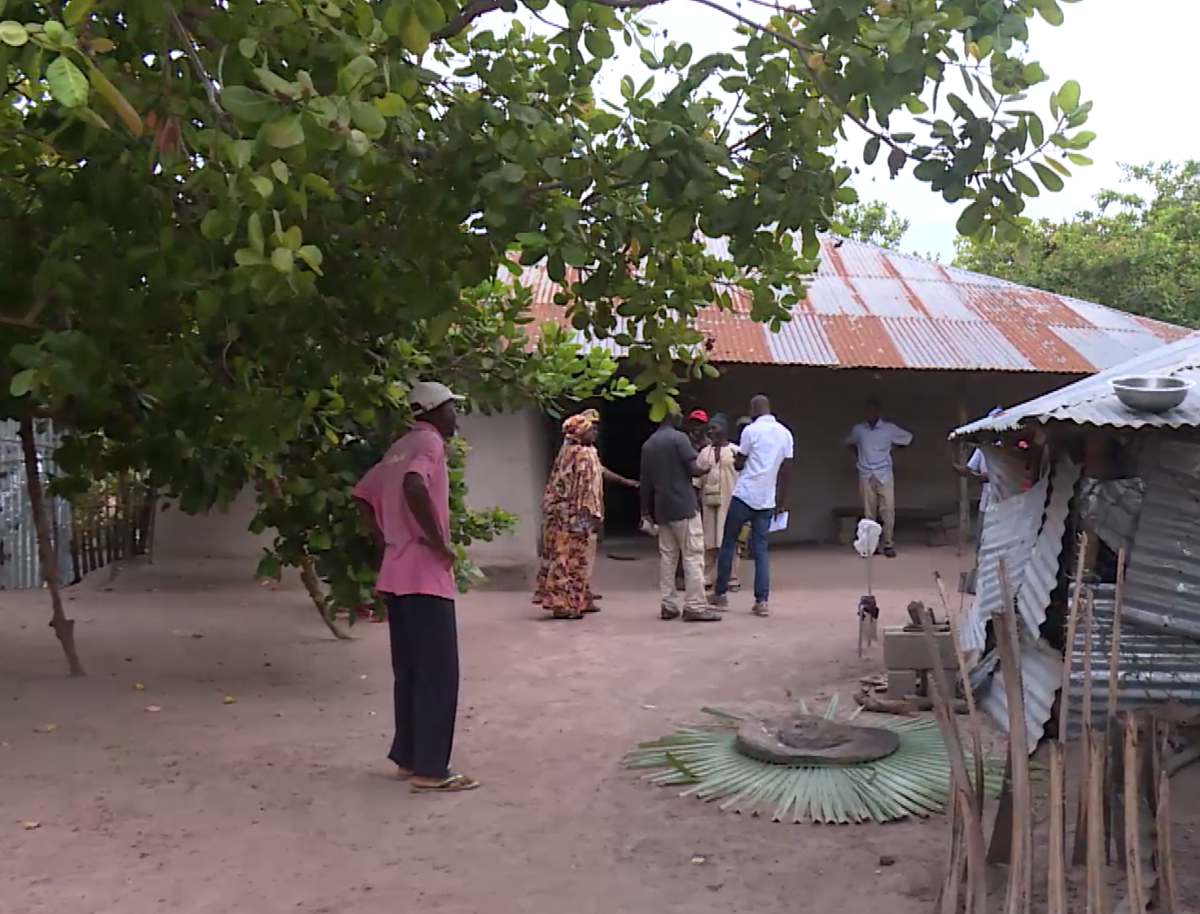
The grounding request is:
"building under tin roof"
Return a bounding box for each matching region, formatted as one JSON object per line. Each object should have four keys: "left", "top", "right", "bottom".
{"left": 523, "top": 235, "right": 1191, "bottom": 372}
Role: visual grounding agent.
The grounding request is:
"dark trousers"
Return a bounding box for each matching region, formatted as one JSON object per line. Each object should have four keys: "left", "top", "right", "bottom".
{"left": 714, "top": 497, "right": 773, "bottom": 603}
{"left": 384, "top": 594, "right": 459, "bottom": 779}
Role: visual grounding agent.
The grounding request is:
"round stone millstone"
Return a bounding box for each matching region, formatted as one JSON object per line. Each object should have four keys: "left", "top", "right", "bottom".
{"left": 733, "top": 714, "right": 901, "bottom": 766}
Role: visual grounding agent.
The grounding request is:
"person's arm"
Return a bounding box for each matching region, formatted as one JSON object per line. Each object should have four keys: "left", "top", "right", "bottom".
{"left": 402, "top": 471, "right": 455, "bottom": 566}
{"left": 733, "top": 427, "right": 753, "bottom": 471}
{"left": 355, "top": 496, "right": 383, "bottom": 546}
{"left": 677, "top": 433, "right": 705, "bottom": 477}
{"left": 640, "top": 448, "right": 655, "bottom": 521}
{"left": 958, "top": 448, "right": 989, "bottom": 481}
{"left": 774, "top": 429, "right": 795, "bottom": 516}
{"left": 844, "top": 425, "right": 859, "bottom": 457}
{"left": 602, "top": 465, "right": 639, "bottom": 488}
{"left": 891, "top": 423, "right": 914, "bottom": 448}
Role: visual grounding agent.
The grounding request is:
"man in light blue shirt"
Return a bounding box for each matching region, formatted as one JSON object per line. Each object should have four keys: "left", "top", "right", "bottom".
{"left": 844, "top": 399, "right": 913, "bottom": 557}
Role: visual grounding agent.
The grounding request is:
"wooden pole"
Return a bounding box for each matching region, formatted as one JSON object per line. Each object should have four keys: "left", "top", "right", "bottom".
{"left": 957, "top": 401, "right": 969, "bottom": 557}
{"left": 17, "top": 417, "right": 84, "bottom": 676}
{"left": 995, "top": 557, "right": 1033, "bottom": 914}
{"left": 1106, "top": 547, "right": 1128, "bottom": 866}
{"left": 1048, "top": 742, "right": 1069, "bottom": 914}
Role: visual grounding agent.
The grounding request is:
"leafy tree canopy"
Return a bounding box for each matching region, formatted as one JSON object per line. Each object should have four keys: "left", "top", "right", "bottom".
{"left": 0, "top": 0, "right": 1093, "bottom": 656}
{"left": 832, "top": 199, "right": 909, "bottom": 249}
{"left": 955, "top": 161, "right": 1200, "bottom": 328}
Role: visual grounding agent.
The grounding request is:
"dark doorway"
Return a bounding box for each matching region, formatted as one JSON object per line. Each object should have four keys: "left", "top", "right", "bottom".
{"left": 598, "top": 391, "right": 654, "bottom": 535}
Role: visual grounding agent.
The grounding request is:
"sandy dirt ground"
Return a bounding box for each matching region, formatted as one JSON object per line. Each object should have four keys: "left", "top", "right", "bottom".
{"left": 3, "top": 544, "right": 1200, "bottom": 914}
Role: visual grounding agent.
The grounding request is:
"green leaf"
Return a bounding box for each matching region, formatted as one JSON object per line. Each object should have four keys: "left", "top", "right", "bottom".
{"left": 255, "top": 67, "right": 299, "bottom": 99}
{"left": 1066, "top": 153, "right": 1093, "bottom": 166}
{"left": 1057, "top": 79, "right": 1081, "bottom": 113}
{"left": 200, "top": 209, "right": 235, "bottom": 241}
{"left": 298, "top": 244, "right": 324, "bottom": 275}
{"left": 1032, "top": 161, "right": 1065, "bottom": 192}
{"left": 351, "top": 100, "right": 387, "bottom": 139}
{"left": 264, "top": 116, "right": 305, "bottom": 148}
{"left": 282, "top": 226, "right": 303, "bottom": 250}
{"left": 46, "top": 55, "right": 89, "bottom": 107}
{"left": 0, "top": 20, "right": 28, "bottom": 46}
{"left": 498, "top": 162, "right": 526, "bottom": 183}
{"left": 398, "top": 7, "right": 431, "bottom": 56}
{"left": 250, "top": 175, "right": 274, "bottom": 199}
{"left": 270, "top": 160, "right": 290, "bottom": 184}
{"left": 415, "top": 0, "right": 447, "bottom": 31}
{"left": 44, "top": 21, "right": 66, "bottom": 44}
{"left": 863, "top": 136, "right": 880, "bottom": 166}
{"left": 9, "top": 368, "right": 35, "bottom": 397}
{"left": 584, "top": 28, "right": 615, "bottom": 59}
{"left": 955, "top": 200, "right": 987, "bottom": 236}
{"left": 1026, "top": 113, "right": 1045, "bottom": 147}
{"left": 238, "top": 38, "right": 258, "bottom": 58}
{"left": 221, "top": 86, "right": 279, "bottom": 123}
{"left": 271, "top": 248, "right": 295, "bottom": 273}
{"left": 62, "top": 0, "right": 96, "bottom": 26}
{"left": 374, "top": 92, "right": 406, "bottom": 116}
{"left": 1037, "top": 0, "right": 1064, "bottom": 26}
{"left": 339, "top": 55, "right": 378, "bottom": 93}
{"left": 1011, "top": 169, "right": 1040, "bottom": 198}
{"left": 247, "top": 212, "right": 265, "bottom": 255}
{"left": 235, "top": 248, "right": 265, "bottom": 266}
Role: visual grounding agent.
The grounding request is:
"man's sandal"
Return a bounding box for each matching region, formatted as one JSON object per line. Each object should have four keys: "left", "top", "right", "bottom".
{"left": 412, "top": 773, "right": 480, "bottom": 793}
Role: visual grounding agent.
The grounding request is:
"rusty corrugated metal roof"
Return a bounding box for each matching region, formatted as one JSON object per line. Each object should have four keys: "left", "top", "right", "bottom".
{"left": 520, "top": 235, "right": 1190, "bottom": 373}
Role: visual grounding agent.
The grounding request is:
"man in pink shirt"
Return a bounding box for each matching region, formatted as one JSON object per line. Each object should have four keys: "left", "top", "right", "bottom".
{"left": 353, "top": 381, "right": 479, "bottom": 793}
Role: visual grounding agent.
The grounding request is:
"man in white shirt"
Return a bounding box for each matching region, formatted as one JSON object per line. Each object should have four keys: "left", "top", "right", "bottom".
{"left": 709, "top": 395, "right": 793, "bottom": 617}
{"left": 844, "top": 399, "right": 913, "bottom": 558}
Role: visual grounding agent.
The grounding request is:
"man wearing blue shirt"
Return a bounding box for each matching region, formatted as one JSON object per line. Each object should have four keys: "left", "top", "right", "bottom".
{"left": 845, "top": 399, "right": 913, "bottom": 558}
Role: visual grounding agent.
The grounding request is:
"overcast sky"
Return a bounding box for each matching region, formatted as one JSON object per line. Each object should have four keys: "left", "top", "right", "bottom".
{"left": 559, "top": 0, "right": 1199, "bottom": 261}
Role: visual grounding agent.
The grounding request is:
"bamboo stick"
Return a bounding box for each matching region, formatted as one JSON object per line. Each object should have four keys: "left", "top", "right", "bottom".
{"left": 1106, "top": 547, "right": 1128, "bottom": 867}
{"left": 920, "top": 606, "right": 987, "bottom": 914}
{"left": 1074, "top": 589, "right": 1096, "bottom": 867}
{"left": 1156, "top": 767, "right": 1178, "bottom": 913}
{"left": 1123, "top": 717, "right": 1148, "bottom": 914}
{"left": 935, "top": 570, "right": 987, "bottom": 812}
{"left": 1048, "top": 742, "right": 1069, "bottom": 914}
{"left": 1087, "top": 732, "right": 1110, "bottom": 914}
{"left": 1059, "top": 531, "right": 1090, "bottom": 744}
{"left": 995, "top": 557, "right": 1032, "bottom": 914}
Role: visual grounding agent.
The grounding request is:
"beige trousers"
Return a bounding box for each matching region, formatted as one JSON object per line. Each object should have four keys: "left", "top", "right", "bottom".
{"left": 659, "top": 515, "right": 706, "bottom": 613}
{"left": 861, "top": 474, "right": 896, "bottom": 548}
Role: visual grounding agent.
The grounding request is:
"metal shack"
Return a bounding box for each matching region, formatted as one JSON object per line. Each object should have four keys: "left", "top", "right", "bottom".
{"left": 950, "top": 332, "right": 1200, "bottom": 748}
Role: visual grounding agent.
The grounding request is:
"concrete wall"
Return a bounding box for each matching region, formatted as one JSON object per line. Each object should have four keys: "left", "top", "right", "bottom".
{"left": 154, "top": 488, "right": 271, "bottom": 562}
{"left": 458, "top": 408, "right": 550, "bottom": 584}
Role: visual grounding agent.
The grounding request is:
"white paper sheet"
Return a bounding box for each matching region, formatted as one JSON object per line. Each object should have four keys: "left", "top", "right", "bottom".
{"left": 769, "top": 512, "right": 789, "bottom": 534}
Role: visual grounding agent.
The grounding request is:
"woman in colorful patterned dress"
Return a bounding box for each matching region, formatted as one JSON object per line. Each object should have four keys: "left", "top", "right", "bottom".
{"left": 534, "top": 411, "right": 606, "bottom": 619}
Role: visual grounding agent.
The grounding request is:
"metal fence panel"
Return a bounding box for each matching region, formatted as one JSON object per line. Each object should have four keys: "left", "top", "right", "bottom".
{"left": 0, "top": 420, "right": 73, "bottom": 590}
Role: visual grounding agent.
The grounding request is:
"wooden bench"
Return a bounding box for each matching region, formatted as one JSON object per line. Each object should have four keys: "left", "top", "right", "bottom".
{"left": 832, "top": 505, "right": 961, "bottom": 547}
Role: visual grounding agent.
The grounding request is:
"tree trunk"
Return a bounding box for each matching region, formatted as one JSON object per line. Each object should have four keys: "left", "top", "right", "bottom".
{"left": 299, "top": 554, "right": 351, "bottom": 640}
{"left": 18, "top": 417, "right": 85, "bottom": 676}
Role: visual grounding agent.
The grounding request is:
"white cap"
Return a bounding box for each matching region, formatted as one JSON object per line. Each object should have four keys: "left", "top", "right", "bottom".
{"left": 409, "top": 380, "right": 464, "bottom": 414}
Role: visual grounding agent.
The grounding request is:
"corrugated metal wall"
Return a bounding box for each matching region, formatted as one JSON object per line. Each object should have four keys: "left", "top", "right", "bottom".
{"left": 1122, "top": 440, "right": 1200, "bottom": 640}
{"left": 0, "top": 420, "right": 73, "bottom": 590}
{"left": 1068, "top": 585, "right": 1200, "bottom": 736}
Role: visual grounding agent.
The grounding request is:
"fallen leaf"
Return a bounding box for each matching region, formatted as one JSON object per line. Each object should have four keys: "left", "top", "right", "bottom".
{"left": 21, "top": 821, "right": 40, "bottom": 830}
{"left": 223, "top": 696, "right": 236, "bottom": 705}
{"left": 133, "top": 682, "right": 146, "bottom": 691}
{"left": 690, "top": 855, "right": 707, "bottom": 865}
{"left": 33, "top": 724, "right": 57, "bottom": 734}
{"left": 145, "top": 705, "right": 162, "bottom": 713}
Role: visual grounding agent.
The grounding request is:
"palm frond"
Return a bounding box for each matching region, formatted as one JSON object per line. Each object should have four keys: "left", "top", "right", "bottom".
{"left": 624, "top": 697, "right": 1002, "bottom": 825}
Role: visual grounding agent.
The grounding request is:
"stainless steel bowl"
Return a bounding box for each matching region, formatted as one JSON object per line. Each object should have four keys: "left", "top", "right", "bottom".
{"left": 1111, "top": 375, "right": 1194, "bottom": 413}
